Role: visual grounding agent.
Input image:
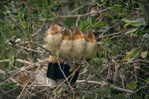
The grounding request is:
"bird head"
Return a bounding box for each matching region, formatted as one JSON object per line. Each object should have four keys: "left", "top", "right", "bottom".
{"left": 62, "top": 29, "right": 72, "bottom": 40}
{"left": 85, "top": 31, "right": 96, "bottom": 43}
{"left": 47, "top": 24, "right": 62, "bottom": 35}
{"left": 72, "top": 27, "right": 84, "bottom": 40}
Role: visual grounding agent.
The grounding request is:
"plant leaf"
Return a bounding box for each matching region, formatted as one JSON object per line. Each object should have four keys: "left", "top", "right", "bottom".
{"left": 126, "top": 82, "right": 137, "bottom": 89}
{"left": 122, "top": 18, "right": 144, "bottom": 27}
{"left": 124, "top": 49, "right": 140, "bottom": 61}
{"left": 140, "top": 51, "right": 148, "bottom": 58}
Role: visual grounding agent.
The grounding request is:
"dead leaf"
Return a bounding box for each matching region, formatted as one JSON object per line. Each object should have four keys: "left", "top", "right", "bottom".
{"left": 18, "top": 76, "right": 30, "bottom": 84}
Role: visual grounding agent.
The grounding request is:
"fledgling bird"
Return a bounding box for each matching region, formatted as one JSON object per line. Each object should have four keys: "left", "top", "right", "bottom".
{"left": 44, "top": 24, "right": 62, "bottom": 54}
{"left": 59, "top": 29, "right": 73, "bottom": 57}
{"left": 71, "top": 28, "right": 86, "bottom": 58}
{"left": 84, "top": 31, "right": 97, "bottom": 58}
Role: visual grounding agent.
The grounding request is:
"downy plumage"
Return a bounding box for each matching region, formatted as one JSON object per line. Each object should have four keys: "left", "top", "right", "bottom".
{"left": 59, "top": 29, "right": 73, "bottom": 57}
{"left": 44, "top": 24, "right": 62, "bottom": 54}
{"left": 85, "top": 31, "right": 97, "bottom": 58}
{"left": 72, "top": 28, "right": 86, "bottom": 58}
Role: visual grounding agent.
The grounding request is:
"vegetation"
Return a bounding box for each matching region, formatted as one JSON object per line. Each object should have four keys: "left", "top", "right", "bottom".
{"left": 0, "top": 0, "right": 149, "bottom": 99}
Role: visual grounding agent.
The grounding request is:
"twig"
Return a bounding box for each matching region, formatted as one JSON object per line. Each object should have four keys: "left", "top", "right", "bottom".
{"left": 0, "top": 59, "right": 43, "bottom": 86}
{"left": 77, "top": 80, "right": 134, "bottom": 93}
{"left": 77, "top": 80, "right": 107, "bottom": 85}
{"left": 54, "top": 66, "right": 80, "bottom": 91}
{"left": 16, "top": 59, "right": 34, "bottom": 66}
{"left": 55, "top": 8, "right": 110, "bottom": 19}
{"left": 17, "top": 79, "right": 31, "bottom": 99}
{"left": 98, "top": 31, "right": 123, "bottom": 39}
{"left": 57, "top": 62, "right": 74, "bottom": 91}
{"left": 0, "top": 59, "right": 9, "bottom": 63}
{"left": 110, "top": 85, "right": 134, "bottom": 94}
{"left": 18, "top": 46, "right": 42, "bottom": 53}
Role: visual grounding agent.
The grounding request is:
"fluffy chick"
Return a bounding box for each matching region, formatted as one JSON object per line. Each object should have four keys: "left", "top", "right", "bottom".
{"left": 84, "top": 31, "right": 97, "bottom": 58}
{"left": 44, "top": 24, "right": 62, "bottom": 53}
{"left": 72, "top": 28, "right": 86, "bottom": 58}
{"left": 59, "top": 30, "right": 73, "bottom": 57}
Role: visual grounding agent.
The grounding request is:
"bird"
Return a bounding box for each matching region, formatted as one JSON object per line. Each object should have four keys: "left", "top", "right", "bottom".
{"left": 46, "top": 55, "right": 80, "bottom": 86}
{"left": 44, "top": 24, "right": 62, "bottom": 54}
{"left": 71, "top": 28, "right": 86, "bottom": 58}
{"left": 59, "top": 29, "right": 73, "bottom": 57}
{"left": 84, "top": 31, "right": 97, "bottom": 58}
